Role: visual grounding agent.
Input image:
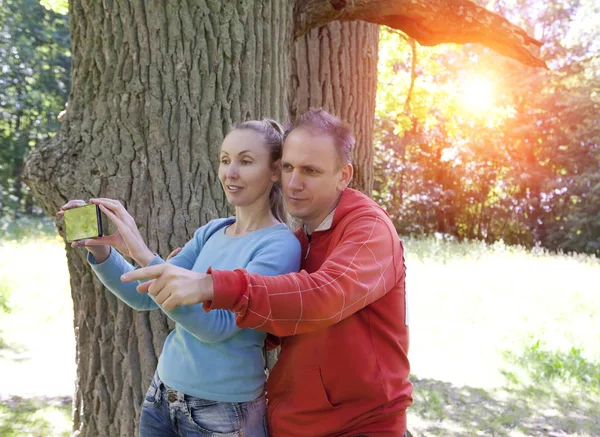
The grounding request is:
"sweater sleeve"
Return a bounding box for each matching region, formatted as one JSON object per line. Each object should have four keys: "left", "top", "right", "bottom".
{"left": 206, "top": 213, "right": 404, "bottom": 336}
{"left": 87, "top": 223, "right": 216, "bottom": 311}
{"left": 88, "top": 244, "right": 234, "bottom": 343}
{"left": 88, "top": 248, "right": 159, "bottom": 311}
{"left": 151, "top": 228, "right": 301, "bottom": 343}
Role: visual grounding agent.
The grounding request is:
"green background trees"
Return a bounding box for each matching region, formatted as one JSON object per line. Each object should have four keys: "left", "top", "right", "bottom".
{"left": 0, "top": 0, "right": 70, "bottom": 222}
{"left": 374, "top": 0, "right": 600, "bottom": 254}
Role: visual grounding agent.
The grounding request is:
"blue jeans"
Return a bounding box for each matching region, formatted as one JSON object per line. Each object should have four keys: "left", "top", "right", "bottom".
{"left": 139, "top": 371, "right": 268, "bottom": 437}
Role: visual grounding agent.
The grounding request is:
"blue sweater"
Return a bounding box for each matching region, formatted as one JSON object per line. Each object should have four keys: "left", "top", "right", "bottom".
{"left": 88, "top": 218, "right": 301, "bottom": 402}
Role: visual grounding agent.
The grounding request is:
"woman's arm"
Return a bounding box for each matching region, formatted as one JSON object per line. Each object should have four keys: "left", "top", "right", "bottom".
{"left": 88, "top": 248, "right": 158, "bottom": 311}
{"left": 87, "top": 220, "right": 223, "bottom": 311}
{"left": 148, "top": 230, "right": 301, "bottom": 343}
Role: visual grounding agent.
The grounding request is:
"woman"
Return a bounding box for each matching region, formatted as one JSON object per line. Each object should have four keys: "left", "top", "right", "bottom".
{"left": 58, "top": 120, "right": 300, "bottom": 437}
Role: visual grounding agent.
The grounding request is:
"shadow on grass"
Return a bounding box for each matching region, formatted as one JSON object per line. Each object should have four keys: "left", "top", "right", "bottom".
{"left": 408, "top": 342, "right": 600, "bottom": 436}
{"left": 0, "top": 396, "right": 72, "bottom": 437}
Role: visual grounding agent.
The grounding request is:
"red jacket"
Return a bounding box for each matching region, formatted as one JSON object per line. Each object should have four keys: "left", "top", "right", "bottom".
{"left": 206, "top": 189, "right": 412, "bottom": 436}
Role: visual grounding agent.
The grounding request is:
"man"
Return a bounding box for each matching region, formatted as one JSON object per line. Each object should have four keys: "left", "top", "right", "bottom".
{"left": 123, "top": 109, "right": 412, "bottom": 436}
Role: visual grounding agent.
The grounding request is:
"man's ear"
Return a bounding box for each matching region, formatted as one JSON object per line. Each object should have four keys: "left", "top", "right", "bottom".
{"left": 337, "top": 163, "right": 353, "bottom": 191}
{"left": 271, "top": 159, "right": 281, "bottom": 183}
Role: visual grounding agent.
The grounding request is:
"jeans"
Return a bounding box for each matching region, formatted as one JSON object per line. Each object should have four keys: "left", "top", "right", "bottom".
{"left": 139, "top": 371, "right": 268, "bottom": 437}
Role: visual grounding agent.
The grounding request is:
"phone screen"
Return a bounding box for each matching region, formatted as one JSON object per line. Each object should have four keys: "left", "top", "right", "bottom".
{"left": 64, "top": 204, "right": 103, "bottom": 242}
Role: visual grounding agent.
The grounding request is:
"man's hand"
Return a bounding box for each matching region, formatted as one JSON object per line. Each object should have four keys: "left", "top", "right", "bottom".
{"left": 121, "top": 264, "right": 214, "bottom": 311}
{"left": 166, "top": 247, "right": 182, "bottom": 260}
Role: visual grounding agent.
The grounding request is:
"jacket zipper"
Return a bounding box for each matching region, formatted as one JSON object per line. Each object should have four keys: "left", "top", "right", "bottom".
{"left": 305, "top": 232, "right": 312, "bottom": 260}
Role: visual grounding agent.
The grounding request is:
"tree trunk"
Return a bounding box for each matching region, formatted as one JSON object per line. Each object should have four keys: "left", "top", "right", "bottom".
{"left": 23, "top": 1, "right": 292, "bottom": 436}
{"left": 289, "top": 20, "right": 379, "bottom": 195}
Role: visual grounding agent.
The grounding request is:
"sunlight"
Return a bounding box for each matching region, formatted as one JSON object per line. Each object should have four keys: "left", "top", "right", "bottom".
{"left": 460, "top": 76, "right": 497, "bottom": 114}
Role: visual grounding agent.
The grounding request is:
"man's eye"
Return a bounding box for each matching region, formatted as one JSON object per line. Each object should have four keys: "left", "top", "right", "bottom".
{"left": 282, "top": 164, "right": 292, "bottom": 171}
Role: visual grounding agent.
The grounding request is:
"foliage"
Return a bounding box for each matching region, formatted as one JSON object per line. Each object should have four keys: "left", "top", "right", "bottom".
{"left": 374, "top": 0, "right": 600, "bottom": 254}
{"left": 39, "top": 0, "right": 69, "bottom": 15}
{"left": 503, "top": 340, "right": 600, "bottom": 388}
{"left": 0, "top": 214, "right": 56, "bottom": 241}
{"left": 0, "top": 396, "right": 71, "bottom": 437}
{"left": 0, "top": 0, "right": 70, "bottom": 220}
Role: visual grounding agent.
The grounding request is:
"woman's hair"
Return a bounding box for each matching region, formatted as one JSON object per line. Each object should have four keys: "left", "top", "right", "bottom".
{"left": 232, "top": 119, "right": 287, "bottom": 224}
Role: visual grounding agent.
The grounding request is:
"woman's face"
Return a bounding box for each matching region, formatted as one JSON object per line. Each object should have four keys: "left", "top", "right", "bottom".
{"left": 218, "top": 129, "right": 279, "bottom": 208}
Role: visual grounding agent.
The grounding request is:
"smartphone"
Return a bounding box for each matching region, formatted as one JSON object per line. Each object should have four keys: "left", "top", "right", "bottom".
{"left": 64, "top": 204, "right": 106, "bottom": 242}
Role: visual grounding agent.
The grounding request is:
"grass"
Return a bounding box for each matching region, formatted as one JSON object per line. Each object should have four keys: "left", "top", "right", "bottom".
{"left": 0, "top": 396, "right": 71, "bottom": 437}
{"left": 0, "top": 227, "right": 599, "bottom": 436}
{"left": 0, "top": 226, "right": 74, "bottom": 437}
{"left": 403, "top": 236, "right": 600, "bottom": 436}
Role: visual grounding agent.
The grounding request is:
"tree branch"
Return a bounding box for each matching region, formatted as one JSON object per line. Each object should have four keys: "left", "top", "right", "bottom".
{"left": 404, "top": 37, "right": 417, "bottom": 114}
{"left": 295, "top": 0, "right": 547, "bottom": 68}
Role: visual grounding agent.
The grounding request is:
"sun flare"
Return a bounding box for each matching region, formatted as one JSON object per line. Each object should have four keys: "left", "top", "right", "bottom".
{"left": 460, "top": 77, "right": 496, "bottom": 114}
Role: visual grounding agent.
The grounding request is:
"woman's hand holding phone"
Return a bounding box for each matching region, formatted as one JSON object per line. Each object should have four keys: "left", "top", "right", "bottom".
{"left": 87, "top": 198, "right": 156, "bottom": 267}
{"left": 58, "top": 198, "right": 155, "bottom": 267}
{"left": 57, "top": 200, "right": 111, "bottom": 263}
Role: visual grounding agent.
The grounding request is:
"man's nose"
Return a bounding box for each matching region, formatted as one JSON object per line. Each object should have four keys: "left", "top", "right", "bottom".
{"left": 286, "top": 170, "right": 303, "bottom": 191}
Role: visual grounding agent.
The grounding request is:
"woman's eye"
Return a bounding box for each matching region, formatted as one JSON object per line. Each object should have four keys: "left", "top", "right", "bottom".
{"left": 241, "top": 160, "right": 252, "bottom": 165}
{"left": 220, "top": 159, "right": 229, "bottom": 164}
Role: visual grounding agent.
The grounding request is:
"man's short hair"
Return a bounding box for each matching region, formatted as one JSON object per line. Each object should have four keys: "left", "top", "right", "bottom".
{"left": 284, "top": 109, "right": 354, "bottom": 166}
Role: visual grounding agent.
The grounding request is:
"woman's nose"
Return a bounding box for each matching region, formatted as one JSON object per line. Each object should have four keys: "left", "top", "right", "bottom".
{"left": 226, "top": 164, "right": 239, "bottom": 179}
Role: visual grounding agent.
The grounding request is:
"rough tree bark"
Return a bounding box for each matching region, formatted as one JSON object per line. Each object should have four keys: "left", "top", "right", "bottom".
{"left": 290, "top": 21, "right": 379, "bottom": 195}
{"left": 22, "top": 1, "right": 545, "bottom": 435}
{"left": 24, "top": 2, "right": 292, "bottom": 436}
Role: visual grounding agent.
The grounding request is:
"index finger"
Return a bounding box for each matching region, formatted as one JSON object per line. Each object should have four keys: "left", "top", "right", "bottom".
{"left": 57, "top": 199, "right": 87, "bottom": 216}
{"left": 91, "top": 198, "right": 136, "bottom": 227}
{"left": 121, "top": 264, "right": 168, "bottom": 282}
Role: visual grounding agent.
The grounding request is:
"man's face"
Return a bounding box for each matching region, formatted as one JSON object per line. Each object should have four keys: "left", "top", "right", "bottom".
{"left": 281, "top": 128, "right": 352, "bottom": 230}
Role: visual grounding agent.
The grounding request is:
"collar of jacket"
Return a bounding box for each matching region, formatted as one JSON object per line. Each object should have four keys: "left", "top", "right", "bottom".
{"left": 302, "top": 208, "right": 336, "bottom": 236}
{"left": 301, "top": 189, "right": 345, "bottom": 237}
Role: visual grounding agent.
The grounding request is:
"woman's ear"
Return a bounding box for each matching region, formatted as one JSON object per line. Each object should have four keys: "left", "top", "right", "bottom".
{"left": 271, "top": 159, "right": 281, "bottom": 182}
